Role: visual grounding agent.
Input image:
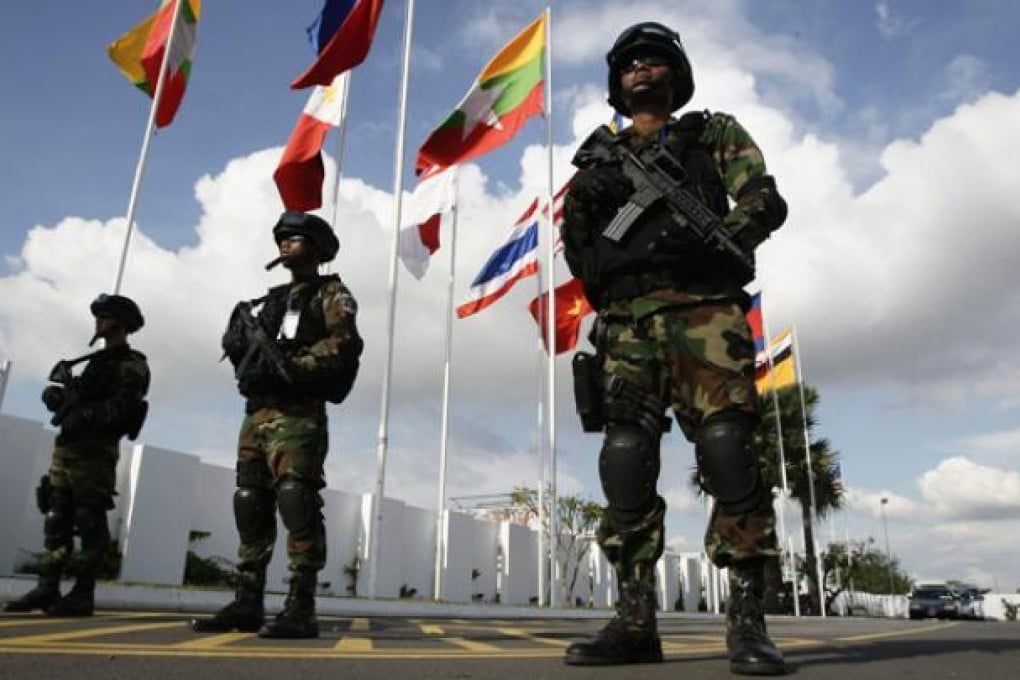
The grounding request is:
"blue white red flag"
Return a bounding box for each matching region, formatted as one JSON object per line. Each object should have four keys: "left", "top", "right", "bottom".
{"left": 292, "top": 0, "right": 385, "bottom": 89}
{"left": 457, "top": 182, "right": 569, "bottom": 318}
{"left": 457, "top": 200, "right": 541, "bottom": 319}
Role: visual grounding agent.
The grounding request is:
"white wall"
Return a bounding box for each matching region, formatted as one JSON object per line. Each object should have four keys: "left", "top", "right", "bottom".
{"left": 0, "top": 415, "right": 51, "bottom": 573}
{"left": 1, "top": 413, "right": 703, "bottom": 609}
{"left": 119, "top": 444, "right": 201, "bottom": 585}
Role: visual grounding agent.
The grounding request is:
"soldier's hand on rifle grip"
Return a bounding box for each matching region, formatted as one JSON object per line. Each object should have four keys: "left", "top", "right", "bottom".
{"left": 569, "top": 165, "right": 634, "bottom": 208}
{"left": 41, "top": 385, "right": 65, "bottom": 412}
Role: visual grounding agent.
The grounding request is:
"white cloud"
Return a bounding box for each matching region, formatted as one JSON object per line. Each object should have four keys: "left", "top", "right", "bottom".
{"left": 940, "top": 54, "right": 992, "bottom": 105}
{"left": 875, "top": 1, "right": 919, "bottom": 40}
{"left": 952, "top": 427, "right": 1020, "bottom": 461}
{"left": 918, "top": 457, "right": 1020, "bottom": 521}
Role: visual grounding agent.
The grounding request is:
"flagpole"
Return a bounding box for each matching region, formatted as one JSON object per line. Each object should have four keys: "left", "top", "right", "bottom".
{"left": 792, "top": 324, "right": 825, "bottom": 617}
{"left": 328, "top": 72, "right": 353, "bottom": 231}
{"left": 112, "top": 0, "right": 185, "bottom": 294}
{"left": 368, "top": 0, "right": 415, "bottom": 600}
{"left": 541, "top": 4, "right": 560, "bottom": 610}
{"left": 759, "top": 304, "right": 798, "bottom": 616}
{"left": 0, "top": 359, "right": 11, "bottom": 412}
{"left": 433, "top": 167, "right": 460, "bottom": 602}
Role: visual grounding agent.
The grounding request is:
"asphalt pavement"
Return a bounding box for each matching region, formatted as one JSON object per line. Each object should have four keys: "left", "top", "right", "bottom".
{"left": 1, "top": 608, "right": 1017, "bottom": 679}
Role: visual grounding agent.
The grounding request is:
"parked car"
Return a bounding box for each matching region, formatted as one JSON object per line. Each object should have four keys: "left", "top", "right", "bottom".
{"left": 951, "top": 588, "right": 985, "bottom": 620}
{"left": 908, "top": 585, "right": 960, "bottom": 620}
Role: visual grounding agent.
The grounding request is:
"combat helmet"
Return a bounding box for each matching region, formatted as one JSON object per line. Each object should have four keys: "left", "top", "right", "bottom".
{"left": 606, "top": 22, "right": 694, "bottom": 116}
{"left": 272, "top": 211, "right": 340, "bottom": 263}
{"left": 90, "top": 294, "right": 144, "bottom": 334}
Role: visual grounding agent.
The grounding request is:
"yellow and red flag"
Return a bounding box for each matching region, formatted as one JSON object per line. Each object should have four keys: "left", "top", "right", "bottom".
{"left": 416, "top": 13, "right": 546, "bottom": 176}
{"left": 107, "top": 1, "right": 201, "bottom": 128}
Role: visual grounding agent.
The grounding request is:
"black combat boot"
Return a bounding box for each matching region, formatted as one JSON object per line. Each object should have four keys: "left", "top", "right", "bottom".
{"left": 258, "top": 570, "right": 319, "bottom": 639}
{"left": 726, "top": 561, "right": 787, "bottom": 676}
{"left": 565, "top": 579, "right": 663, "bottom": 665}
{"left": 3, "top": 572, "right": 61, "bottom": 613}
{"left": 191, "top": 569, "right": 265, "bottom": 633}
{"left": 44, "top": 575, "right": 95, "bottom": 617}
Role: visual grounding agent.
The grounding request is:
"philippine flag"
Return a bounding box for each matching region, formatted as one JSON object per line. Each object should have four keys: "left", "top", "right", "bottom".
{"left": 292, "top": 0, "right": 385, "bottom": 89}
{"left": 456, "top": 200, "right": 542, "bottom": 319}
{"left": 747, "top": 291, "right": 766, "bottom": 364}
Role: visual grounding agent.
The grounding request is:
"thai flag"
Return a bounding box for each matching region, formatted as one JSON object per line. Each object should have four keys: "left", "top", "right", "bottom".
{"left": 456, "top": 200, "right": 542, "bottom": 319}
{"left": 291, "top": 0, "right": 385, "bottom": 89}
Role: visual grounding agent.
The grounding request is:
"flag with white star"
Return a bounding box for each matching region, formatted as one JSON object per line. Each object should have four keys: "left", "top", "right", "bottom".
{"left": 416, "top": 13, "right": 546, "bottom": 176}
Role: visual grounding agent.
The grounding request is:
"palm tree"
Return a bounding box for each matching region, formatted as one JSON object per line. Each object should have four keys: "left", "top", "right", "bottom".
{"left": 687, "top": 384, "right": 844, "bottom": 614}
{"left": 756, "top": 384, "right": 843, "bottom": 613}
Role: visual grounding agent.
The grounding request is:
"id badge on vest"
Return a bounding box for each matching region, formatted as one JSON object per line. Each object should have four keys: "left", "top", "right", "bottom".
{"left": 279, "top": 293, "right": 301, "bottom": 340}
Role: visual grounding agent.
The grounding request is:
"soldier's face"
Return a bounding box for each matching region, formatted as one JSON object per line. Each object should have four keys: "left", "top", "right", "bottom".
{"left": 278, "top": 234, "right": 317, "bottom": 268}
{"left": 94, "top": 314, "right": 120, "bottom": 338}
{"left": 619, "top": 51, "right": 674, "bottom": 109}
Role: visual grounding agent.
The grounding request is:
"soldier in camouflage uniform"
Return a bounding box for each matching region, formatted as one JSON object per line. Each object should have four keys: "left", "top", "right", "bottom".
{"left": 561, "top": 23, "right": 789, "bottom": 674}
{"left": 3, "top": 295, "right": 150, "bottom": 617}
{"left": 191, "top": 211, "right": 362, "bottom": 639}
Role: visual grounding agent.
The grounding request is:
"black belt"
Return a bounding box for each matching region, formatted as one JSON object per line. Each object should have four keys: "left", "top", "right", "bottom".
{"left": 600, "top": 270, "right": 682, "bottom": 304}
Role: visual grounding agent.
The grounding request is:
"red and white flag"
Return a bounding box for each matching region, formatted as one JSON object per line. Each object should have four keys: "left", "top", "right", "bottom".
{"left": 398, "top": 166, "right": 459, "bottom": 279}
{"left": 273, "top": 73, "right": 349, "bottom": 211}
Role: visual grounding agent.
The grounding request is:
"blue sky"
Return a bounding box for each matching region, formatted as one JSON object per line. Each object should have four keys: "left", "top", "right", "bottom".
{"left": 2, "top": 0, "right": 1020, "bottom": 592}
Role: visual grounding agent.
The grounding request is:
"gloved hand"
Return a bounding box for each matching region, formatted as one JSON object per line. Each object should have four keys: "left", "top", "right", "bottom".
{"left": 568, "top": 165, "right": 634, "bottom": 208}
{"left": 41, "top": 385, "right": 65, "bottom": 412}
{"left": 60, "top": 406, "right": 95, "bottom": 434}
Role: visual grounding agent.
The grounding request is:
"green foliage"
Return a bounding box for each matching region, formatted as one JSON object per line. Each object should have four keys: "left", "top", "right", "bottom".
{"left": 18, "top": 541, "right": 123, "bottom": 581}
{"left": 510, "top": 486, "right": 604, "bottom": 607}
{"left": 822, "top": 538, "right": 913, "bottom": 596}
{"left": 343, "top": 556, "right": 361, "bottom": 597}
{"left": 183, "top": 530, "right": 233, "bottom": 586}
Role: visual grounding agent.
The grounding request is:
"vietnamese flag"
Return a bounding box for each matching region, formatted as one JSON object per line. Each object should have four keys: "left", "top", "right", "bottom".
{"left": 416, "top": 13, "right": 546, "bottom": 175}
{"left": 107, "top": 0, "right": 201, "bottom": 128}
{"left": 529, "top": 277, "right": 594, "bottom": 355}
{"left": 292, "top": 0, "right": 385, "bottom": 89}
{"left": 273, "top": 74, "right": 349, "bottom": 211}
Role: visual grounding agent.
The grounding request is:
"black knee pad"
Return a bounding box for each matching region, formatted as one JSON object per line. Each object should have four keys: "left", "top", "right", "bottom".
{"left": 275, "top": 477, "right": 322, "bottom": 540}
{"left": 233, "top": 487, "right": 276, "bottom": 544}
{"left": 599, "top": 424, "right": 661, "bottom": 518}
{"left": 695, "top": 411, "right": 767, "bottom": 515}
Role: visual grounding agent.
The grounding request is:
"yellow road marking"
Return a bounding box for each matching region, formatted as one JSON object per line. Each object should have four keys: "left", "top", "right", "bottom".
{"left": 349, "top": 617, "right": 370, "bottom": 632}
{"left": 0, "top": 618, "right": 74, "bottom": 629}
{"left": 173, "top": 632, "right": 252, "bottom": 649}
{"left": 334, "top": 636, "right": 374, "bottom": 652}
{"left": 419, "top": 624, "right": 445, "bottom": 634}
{"left": 445, "top": 637, "right": 502, "bottom": 652}
{"left": 0, "top": 621, "right": 183, "bottom": 645}
{"left": 495, "top": 627, "right": 569, "bottom": 648}
{"left": 838, "top": 621, "right": 958, "bottom": 642}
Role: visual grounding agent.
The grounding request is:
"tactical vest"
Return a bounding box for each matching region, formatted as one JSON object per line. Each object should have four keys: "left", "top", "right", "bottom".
{"left": 58, "top": 346, "right": 149, "bottom": 445}
{"left": 252, "top": 274, "right": 362, "bottom": 407}
{"left": 588, "top": 111, "right": 747, "bottom": 303}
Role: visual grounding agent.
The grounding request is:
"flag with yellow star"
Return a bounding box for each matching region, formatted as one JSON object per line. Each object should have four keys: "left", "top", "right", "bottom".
{"left": 528, "top": 277, "right": 593, "bottom": 355}
{"left": 416, "top": 13, "right": 546, "bottom": 176}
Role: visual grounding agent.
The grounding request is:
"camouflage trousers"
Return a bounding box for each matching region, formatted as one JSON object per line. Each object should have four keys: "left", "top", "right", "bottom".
{"left": 40, "top": 442, "right": 119, "bottom": 574}
{"left": 235, "top": 405, "right": 328, "bottom": 574}
{"left": 595, "top": 298, "right": 779, "bottom": 574}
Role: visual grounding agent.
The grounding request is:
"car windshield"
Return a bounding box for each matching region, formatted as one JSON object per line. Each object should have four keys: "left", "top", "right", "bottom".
{"left": 912, "top": 589, "right": 952, "bottom": 599}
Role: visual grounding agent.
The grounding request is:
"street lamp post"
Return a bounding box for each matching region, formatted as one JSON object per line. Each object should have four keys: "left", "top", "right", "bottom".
{"left": 880, "top": 497, "right": 894, "bottom": 594}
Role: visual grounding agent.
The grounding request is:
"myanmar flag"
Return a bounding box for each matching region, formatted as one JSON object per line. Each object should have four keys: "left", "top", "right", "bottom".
{"left": 107, "top": 1, "right": 201, "bottom": 128}
{"left": 416, "top": 13, "right": 546, "bottom": 176}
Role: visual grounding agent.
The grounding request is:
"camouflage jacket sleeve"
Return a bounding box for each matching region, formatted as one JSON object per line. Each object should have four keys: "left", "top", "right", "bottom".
{"left": 288, "top": 278, "right": 362, "bottom": 381}
{"left": 702, "top": 113, "right": 787, "bottom": 248}
{"left": 84, "top": 350, "right": 150, "bottom": 428}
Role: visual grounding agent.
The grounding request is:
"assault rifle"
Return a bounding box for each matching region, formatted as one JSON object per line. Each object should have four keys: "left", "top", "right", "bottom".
{"left": 47, "top": 349, "right": 105, "bottom": 428}
{"left": 231, "top": 301, "right": 294, "bottom": 386}
{"left": 573, "top": 125, "right": 754, "bottom": 280}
